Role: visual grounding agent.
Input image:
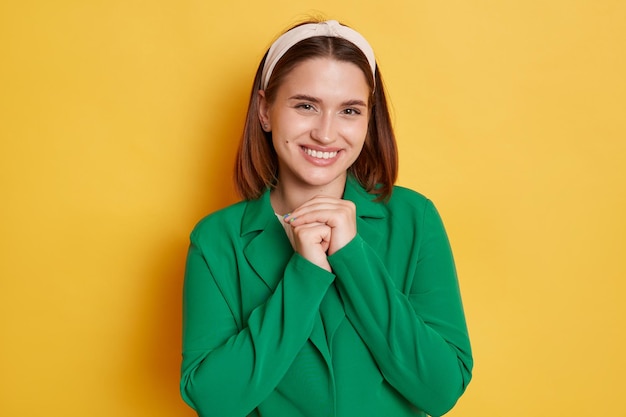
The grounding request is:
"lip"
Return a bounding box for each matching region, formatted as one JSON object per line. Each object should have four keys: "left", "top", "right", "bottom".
{"left": 300, "top": 145, "right": 342, "bottom": 166}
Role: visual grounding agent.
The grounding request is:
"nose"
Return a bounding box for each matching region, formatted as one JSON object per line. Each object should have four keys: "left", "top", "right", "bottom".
{"left": 311, "top": 112, "right": 335, "bottom": 144}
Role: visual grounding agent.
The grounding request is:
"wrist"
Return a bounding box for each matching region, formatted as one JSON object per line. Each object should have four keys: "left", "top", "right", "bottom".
{"left": 328, "top": 231, "right": 356, "bottom": 256}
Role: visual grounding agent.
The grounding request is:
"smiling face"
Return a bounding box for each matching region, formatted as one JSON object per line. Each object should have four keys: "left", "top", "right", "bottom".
{"left": 259, "top": 57, "right": 371, "bottom": 195}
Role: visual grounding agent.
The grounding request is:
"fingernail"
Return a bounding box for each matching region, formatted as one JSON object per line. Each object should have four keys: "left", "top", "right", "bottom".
{"left": 289, "top": 217, "right": 296, "bottom": 223}
{"left": 283, "top": 213, "right": 291, "bottom": 220}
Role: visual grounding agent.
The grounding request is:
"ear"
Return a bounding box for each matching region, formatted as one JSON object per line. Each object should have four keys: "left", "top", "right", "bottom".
{"left": 257, "top": 90, "right": 271, "bottom": 132}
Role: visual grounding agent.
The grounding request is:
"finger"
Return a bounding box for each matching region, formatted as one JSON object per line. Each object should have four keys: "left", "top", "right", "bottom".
{"left": 285, "top": 202, "right": 355, "bottom": 228}
{"left": 292, "top": 222, "right": 331, "bottom": 244}
{"left": 285, "top": 197, "right": 353, "bottom": 218}
{"left": 288, "top": 196, "right": 350, "bottom": 214}
{"left": 291, "top": 223, "right": 332, "bottom": 268}
{"left": 283, "top": 195, "right": 345, "bottom": 217}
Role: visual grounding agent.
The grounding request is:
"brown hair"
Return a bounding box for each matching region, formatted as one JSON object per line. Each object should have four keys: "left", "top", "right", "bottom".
{"left": 234, "top": 21, "right": 398, "bottom": 201}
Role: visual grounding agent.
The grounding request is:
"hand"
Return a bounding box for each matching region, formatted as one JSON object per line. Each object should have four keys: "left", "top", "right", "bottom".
{"left": 285, "top": 196, "right": 356, "bottom": 257}
{"left": 289, "top": 220, "right": 332, "bottom": 272}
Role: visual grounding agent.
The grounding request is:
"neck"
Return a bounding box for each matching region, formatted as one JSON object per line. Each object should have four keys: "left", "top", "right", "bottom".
{"left": 270, "top": 175, "right": 347, "bottom": 215}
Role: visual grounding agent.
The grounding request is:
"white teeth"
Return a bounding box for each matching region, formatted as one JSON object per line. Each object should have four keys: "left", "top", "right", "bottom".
{"left": 304, "top": 147, "right": 338, "bottom": 159}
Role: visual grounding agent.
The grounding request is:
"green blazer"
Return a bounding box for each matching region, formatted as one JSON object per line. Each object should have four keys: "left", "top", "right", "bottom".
{"left": 181, "top": 177, "right": 472, "bottom": 417}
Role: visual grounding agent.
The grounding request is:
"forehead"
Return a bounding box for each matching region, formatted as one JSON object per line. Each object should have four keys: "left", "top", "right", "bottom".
{"left": 278, "top": 57, "right": 371, "bottom": 98}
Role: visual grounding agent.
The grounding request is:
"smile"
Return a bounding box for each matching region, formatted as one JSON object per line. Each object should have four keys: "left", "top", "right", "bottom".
{"left": 302, "top": 147, "right": 339, "bottom": 160}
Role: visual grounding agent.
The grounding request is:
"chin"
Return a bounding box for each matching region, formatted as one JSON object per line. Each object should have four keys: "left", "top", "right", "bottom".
{"left": 298, "top": 170, "right": 347, "bottom": 188}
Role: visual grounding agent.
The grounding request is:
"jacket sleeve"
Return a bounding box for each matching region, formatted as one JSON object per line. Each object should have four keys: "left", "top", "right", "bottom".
{"left": 328, "top": 199, "right": 473, "bottom": 417}
{"left": 180, "top": 230, "right": 334, "bottom": 417}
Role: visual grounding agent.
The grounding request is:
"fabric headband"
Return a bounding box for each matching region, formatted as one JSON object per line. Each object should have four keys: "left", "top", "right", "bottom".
{"left": 260, "top": 20, "right": 377, "bottom": 90}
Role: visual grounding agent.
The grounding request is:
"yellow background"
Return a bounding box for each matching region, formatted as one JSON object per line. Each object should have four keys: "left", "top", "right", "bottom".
{"left": 1, "top": 1, "right": 625, "bottom": 416}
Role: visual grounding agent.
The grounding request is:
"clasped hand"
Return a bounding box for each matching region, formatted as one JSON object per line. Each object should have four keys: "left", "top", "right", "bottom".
{"left": 283, "top": 196, "right": 356, "bottom": 273}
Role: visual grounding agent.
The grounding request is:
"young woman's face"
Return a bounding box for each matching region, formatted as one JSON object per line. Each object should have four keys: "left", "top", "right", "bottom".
{"left": 260, "top": 57, "right": 370, "bottom": 192}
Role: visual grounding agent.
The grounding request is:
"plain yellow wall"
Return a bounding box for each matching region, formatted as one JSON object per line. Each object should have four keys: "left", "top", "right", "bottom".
{"left": 1, "top": 1, "right": 625, "bottom": 416}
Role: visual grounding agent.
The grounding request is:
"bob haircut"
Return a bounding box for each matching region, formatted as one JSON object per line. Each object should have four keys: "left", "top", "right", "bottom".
{"left": 234, "top": 20, "right": 398, "bottom": 201}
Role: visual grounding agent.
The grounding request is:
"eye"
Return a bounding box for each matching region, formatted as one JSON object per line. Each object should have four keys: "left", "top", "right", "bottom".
{"left": 295, "top": 103, "right": 316, "bottom": 111}
{"left": 343, "top": 108, "right": 362, "bottom": 116}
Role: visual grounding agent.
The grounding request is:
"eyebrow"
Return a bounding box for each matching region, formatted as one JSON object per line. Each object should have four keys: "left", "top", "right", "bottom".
{"left": 288, "top": 94, "right": 368, "bottom": 107}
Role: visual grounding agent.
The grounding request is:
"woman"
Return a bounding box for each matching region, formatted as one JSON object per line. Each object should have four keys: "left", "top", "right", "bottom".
{"left": 181, "top": 19, "right": 473, "bottom": 417}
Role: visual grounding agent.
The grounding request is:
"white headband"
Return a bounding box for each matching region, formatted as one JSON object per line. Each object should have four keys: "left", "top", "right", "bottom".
{"left": 260, "top": 20, "right": 376, "bottom": 90}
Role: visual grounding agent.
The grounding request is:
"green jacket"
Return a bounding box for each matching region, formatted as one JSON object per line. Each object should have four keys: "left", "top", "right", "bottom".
{"left": 181, "top": 177, "right": 473, "bottom": 417}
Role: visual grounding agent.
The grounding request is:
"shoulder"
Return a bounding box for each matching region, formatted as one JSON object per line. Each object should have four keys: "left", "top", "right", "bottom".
{"left": 387, "top": 184, "right": 434, "bottom": 214}
{"left": 382, "top": 185, "right": 447, "bottom": 235}
{"left": 348, "top": 177, "right": 437, "bottom": 223}
{"left": 190, "top": 200, "right": 248, "bottom": 242}
{"left": 387, "top": 186, "right": 449, "bottom": 240}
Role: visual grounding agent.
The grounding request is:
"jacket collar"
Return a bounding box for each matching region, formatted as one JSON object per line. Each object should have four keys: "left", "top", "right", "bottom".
{"left": 343, "top": 176, "right": 386, "bottom": 251}
{"left": 240, "top": 176, "right": 387, "bottom": 292}
{"left": 241, "top": 175, "right": 385, "bottom": 236}
{"left": 342, "top": 175, "right": 386, "bottom": 219}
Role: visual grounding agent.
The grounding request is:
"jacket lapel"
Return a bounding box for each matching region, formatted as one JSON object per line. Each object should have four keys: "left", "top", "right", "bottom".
{"left": 241, "top": 190, "right": 293, "bottom": 292}
{"left": 343, "top": 176, "right": 386, "bottom": 253}
{"left": 239, "top": 178, "right": 388, "bottom": 364}
{"left": 240, "top": 191, "right": 334, "bottom": 362}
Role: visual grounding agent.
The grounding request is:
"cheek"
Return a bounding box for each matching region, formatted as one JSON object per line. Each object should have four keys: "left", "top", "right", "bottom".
{"left": 344, "top": 121, "right": 369, "bottom": 145}
{"left": 273, "top": 115, "right": 312, "bottom": 137}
